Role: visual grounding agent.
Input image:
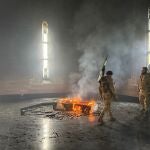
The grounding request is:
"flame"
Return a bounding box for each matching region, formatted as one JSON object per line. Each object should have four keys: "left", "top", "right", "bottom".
{"left": 58, "top": 97, "right": 96, "bottom": 114}
{"left": 88, "top": 114, "right": 96, "bottom": 122}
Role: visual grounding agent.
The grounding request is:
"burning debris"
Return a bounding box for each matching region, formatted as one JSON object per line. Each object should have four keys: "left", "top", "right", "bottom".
{"left": 20, "top": 97, "right": 99, "bottom": 120}
{"left": 56, "top": 97, "right": 96, "bottom": 115}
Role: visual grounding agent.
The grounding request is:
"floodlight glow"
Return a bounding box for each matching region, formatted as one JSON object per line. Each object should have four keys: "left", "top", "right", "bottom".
{"left": 42, "top": 21, "right": 49, "bottom": 79}
{"left": 43, "top": 34, "right": 48, "bottom": 43}
{"left": 43, "top": 43, "right": 48, "bottom": 59}
{"left": 147, "top": 8, "right": 150, "bottom": 66}
{"left": 43, "top": 60, "right": 48, "bottom": 69}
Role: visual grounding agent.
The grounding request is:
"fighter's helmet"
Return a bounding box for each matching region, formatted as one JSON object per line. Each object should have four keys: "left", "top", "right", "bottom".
{"left": 106, "top": 70, "right": 113, "bottom": 75}
{"left": 142, "top": 67, "right": 147, "bottom": 70}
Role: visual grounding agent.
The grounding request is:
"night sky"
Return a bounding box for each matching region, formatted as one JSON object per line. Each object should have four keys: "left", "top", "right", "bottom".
{"left": 0, "top": 0, "right": 149, "bottom": 82}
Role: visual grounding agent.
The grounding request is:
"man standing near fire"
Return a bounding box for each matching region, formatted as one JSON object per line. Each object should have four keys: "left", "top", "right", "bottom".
{"left": 98, "top": 70, "right": 116, "bottom": 125}
{"left": 138, "top": 67, "right": 150, "bottom": 114}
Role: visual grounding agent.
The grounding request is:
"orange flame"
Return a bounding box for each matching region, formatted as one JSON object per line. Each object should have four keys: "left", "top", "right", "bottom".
{"left": 58, "top": 97, "right": 96, "bottom": 114}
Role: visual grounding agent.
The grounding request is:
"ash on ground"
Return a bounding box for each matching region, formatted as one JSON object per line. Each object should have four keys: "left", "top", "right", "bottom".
{"left": 20, "top": 101, "right": 100, "bottom": 120}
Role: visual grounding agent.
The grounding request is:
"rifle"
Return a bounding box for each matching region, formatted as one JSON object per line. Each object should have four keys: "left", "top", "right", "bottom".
{"left": 97, "top": 56, "right": 108, "bottom": 82}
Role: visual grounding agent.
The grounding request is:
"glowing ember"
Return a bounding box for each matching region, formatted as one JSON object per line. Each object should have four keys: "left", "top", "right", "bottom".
{"left": 57, "top": 97, "right": 96, "bottom": 114}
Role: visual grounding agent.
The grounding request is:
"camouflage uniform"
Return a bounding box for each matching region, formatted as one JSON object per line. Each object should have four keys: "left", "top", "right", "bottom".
{"left": 138, "top": 68, "right": 150, "bottom": 112}
{"left": 139, "top": 75, "right": 145, "bottom": 110}
{"left": 106, "top": 75, "right": 115, "bottom": 97}
{"left": 98, "top": 71, "right": 116, "bottom": 124}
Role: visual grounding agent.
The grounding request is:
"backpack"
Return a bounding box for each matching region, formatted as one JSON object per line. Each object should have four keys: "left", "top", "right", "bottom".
{"left": 99, "top": 76, "right": 110, "bottom": 93}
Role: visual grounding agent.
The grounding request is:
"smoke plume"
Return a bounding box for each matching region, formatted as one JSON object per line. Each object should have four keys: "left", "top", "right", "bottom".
{"left": 69, "top": 0, "right": 147, "bottom": 97}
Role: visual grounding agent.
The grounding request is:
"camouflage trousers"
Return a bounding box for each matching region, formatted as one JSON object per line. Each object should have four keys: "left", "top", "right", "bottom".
{"left": 139, "top": 90, "right": 150, "bottom": 112}
{"left": 100, "top": 92, "right": 113, "bottom": 119}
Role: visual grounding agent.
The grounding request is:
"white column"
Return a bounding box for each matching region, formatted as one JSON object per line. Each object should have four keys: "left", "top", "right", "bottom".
{"left": 42, "top": 21, "right": 49, "bottom": 79}
{"left": 147, "top": 8, "right": 150, "bottom": 66}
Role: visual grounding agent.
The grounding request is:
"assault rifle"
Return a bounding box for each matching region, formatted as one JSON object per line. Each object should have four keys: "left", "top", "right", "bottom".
{"left": 97, "top": 56, "right": 108, "bottom": 82}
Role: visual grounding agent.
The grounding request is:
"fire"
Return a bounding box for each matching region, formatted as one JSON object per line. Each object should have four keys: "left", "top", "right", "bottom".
{"left": 58, "top": 97, "right": 96, "bottom": 114}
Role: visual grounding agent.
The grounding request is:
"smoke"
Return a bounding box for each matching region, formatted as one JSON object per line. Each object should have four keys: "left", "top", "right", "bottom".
{"left": 69, "top": 0, "right": 147, "bottom": 97}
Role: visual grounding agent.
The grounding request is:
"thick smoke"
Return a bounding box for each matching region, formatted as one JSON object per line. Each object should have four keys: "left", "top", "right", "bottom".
{"left": 69, "top": 0, "right": 147, "bottom": 97}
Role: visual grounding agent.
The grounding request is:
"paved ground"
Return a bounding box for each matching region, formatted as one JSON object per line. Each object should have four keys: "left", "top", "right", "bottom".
{"left": 0, "top": 97, "right": 149, "bottom": 150}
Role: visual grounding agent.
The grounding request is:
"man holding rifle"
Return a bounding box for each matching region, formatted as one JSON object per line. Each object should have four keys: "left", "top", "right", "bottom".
{"left": 98, "top": 57, "right": 116, "bottom": 125}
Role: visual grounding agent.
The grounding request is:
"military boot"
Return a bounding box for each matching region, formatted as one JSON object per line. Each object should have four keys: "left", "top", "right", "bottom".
{"left": 98, "top": 116, "right": 104, "bottom": 125}
{"left": 110, "top": 117, "right": 116, "bottom": 121}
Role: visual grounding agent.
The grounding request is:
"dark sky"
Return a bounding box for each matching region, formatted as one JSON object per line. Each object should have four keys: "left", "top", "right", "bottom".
{"left": 0, "top": 0, "right": 149, "bottom": 81}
